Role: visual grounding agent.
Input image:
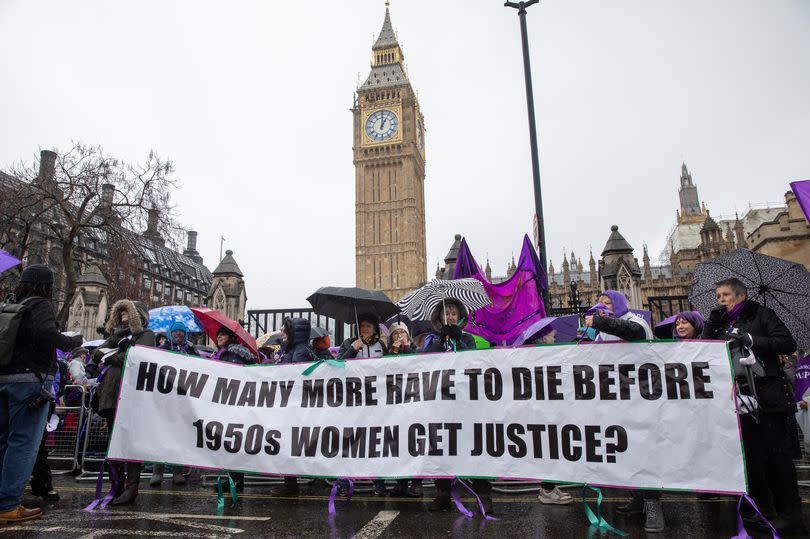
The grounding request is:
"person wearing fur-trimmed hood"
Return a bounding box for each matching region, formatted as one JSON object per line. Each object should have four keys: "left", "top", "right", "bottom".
{"left": 423, "top": 298, "right": 477, "bottom": 353}
{"left": 91, "top": 299, "right": 155, "bottom": 506}
{"left": 424, "top": 298, "right": 492, "bottom": 515}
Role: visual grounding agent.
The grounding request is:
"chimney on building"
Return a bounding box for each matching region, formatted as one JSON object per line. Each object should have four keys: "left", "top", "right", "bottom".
{"left": 143, "top": 207, "right": 165, "bottom": 246}
{"left": 34, "top": 150, "right": 60, "bottom": 196}
{"left": 183, "top": 230, "right": 204, "bottom": 264}
{"left": 38, "top": 150, "right": 57, "bottom": 184}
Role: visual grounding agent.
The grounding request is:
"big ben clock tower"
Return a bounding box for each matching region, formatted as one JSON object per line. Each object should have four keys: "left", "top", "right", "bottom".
{"left": 353, "top": 4, "right": 427, "bottom": 301}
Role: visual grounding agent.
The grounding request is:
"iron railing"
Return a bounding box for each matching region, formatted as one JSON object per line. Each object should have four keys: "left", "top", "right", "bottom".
{"left": 246, "top": 308, "right": 351, "bottom": 344}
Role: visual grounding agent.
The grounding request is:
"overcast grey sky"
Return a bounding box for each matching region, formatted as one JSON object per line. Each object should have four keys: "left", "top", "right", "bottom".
{"left": 2, "top": 0, "right": 809, "bottom": 308}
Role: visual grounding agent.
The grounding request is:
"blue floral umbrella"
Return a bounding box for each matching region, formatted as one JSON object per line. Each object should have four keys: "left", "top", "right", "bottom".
{"left": 147, "top": 305, "right": 203, "bottom": 334}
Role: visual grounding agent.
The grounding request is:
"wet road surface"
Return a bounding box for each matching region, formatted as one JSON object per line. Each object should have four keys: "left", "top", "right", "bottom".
{"left": 3, "top": 476, "right": 809, "bottom": 538}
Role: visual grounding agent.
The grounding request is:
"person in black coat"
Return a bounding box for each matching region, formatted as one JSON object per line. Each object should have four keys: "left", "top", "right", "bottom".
{"left": 212, "top": 327, "right": 255, "bottom": 365}
{"left": 424, "top": 299, "right": 492, "bottom": 515}
{"left": 423, "top": 299, "right": 476, "bottom": 353}
{"left": 702, "top": 277, "right": 805, "bottom": 533}
{"left": 0, "top": 265, "right": 82, "bottom": 523}
{"left": 338, "top": 313, "right": 388, "bottom": 359}
{"left": 278, "top": 317, "right": 314, "bottom": 364}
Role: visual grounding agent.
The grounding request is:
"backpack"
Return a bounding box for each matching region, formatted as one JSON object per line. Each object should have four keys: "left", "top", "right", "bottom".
{"left": 0, "top": 297, "right": 35, "bottom": 367}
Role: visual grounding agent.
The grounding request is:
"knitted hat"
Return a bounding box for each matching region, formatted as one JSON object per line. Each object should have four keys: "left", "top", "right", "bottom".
{"left": 20, "top": 264, "right": 54, "bottom": 284}
{"left": 169, "top": 321, "right": 188, "bottom": 335}
{"left": 388, "top": 322, "right": 410, "bottom": 337}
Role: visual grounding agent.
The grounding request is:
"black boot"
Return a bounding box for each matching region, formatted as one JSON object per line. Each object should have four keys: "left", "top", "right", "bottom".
{"left": 171, "top": 466, "right": 187, "bottom": 485}
{"left": 149, "top": 464, "right": 164, "bottom": 487}
{"left": 478, "top": 493, "right": 494, "bottom": 515}
{"left": 763, "top": 504, "right": 807, "bottom": 534}
{"left": 112, "top": 463, "right": 142, "bottom": 505}
{"left": 270, "top": 477, "right": 299, "bottom": 496}
{"left": 428, "top": 491, "right": 452, "bottom": 511}
{"left": 616, "top": 492, "right": 645, "bottom": 516}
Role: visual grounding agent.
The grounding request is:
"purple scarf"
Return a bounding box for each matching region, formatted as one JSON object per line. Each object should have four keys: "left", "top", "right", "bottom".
{"left": 724, "top": 300, "right": 748, "bottom": 323}
{"left": 598, "top": 290, "right": 629, "bottom": 317}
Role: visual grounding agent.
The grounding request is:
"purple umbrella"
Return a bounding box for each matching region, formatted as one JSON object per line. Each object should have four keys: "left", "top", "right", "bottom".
{"left": 654, "top": 315, "right": 679, "bottom": 339}
{"left": 513, "top": 314, "right": 580, "bottom": 345}
{"left": 791, "top": 180, "right": 810, "bottom": 225}
{"left": 0, "top": 249, "right": 21, "bottom": 274}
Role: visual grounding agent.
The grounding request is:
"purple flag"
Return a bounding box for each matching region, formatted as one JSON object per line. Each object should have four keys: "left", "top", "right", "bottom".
{"left": 0, "top": 249, "right": 21, "bottom": 274}
{"left": 790, "top": 180, "right": 810, "bottom": 225}
{"left": 796, "top": 355, "right": 810, "bottom": 403}
{"left": 452, "top": 235, "right": 547, "bottom": 345}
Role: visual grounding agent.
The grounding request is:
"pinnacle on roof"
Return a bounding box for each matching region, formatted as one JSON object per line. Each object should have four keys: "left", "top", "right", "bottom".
{"left": 701, "top": 211, "right": 719, "bottom": 232}
{"left": 373, "top": 7, "right": 399, "bottom": 51}
{"left": 213, "top": 249, "right": 243, "bottom": 277}
{"left": 601, "top": 225, "right": 634, "bottom": 256}
{"left": 76, "top": 260, "right": 108, "bottom": 287}
{"left": 443, "top": 234, "right": 462, "bottom": 264}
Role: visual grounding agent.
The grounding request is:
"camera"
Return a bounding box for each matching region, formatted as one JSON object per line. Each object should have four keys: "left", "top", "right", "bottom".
{"left": 27, "top": 386, "right": 55, "bottom": 410}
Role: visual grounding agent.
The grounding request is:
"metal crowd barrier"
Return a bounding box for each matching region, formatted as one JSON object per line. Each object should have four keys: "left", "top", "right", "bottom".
{"left": 44, "top": 384, "right": 86, "bottom": 474}
{"left": 77, "top": 392, "right": 112, "bottom": 481}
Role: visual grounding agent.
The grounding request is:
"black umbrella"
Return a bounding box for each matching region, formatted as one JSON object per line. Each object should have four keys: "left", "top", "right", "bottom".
{"left": 690, "top": 249, "right": 810, "bottom": 349}
{"left": 306, "top": 286, "right": 400, "bottom": 327}
{"left": 310, "top": 326, "right": 329, "bottom": 339}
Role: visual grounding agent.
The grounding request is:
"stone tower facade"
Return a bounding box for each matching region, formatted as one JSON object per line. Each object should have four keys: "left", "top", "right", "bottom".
{"left": 208, "top": 250, "right": 247, "bottom": 324}
{"left": 66, "top": 261, "right": 109, "bottom": 340}
{"left": 352, "top": 6, "right": 427, "bottom": 301}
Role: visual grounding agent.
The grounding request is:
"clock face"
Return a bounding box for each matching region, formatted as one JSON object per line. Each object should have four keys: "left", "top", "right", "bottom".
{"left": 365, "top": 109, "right": 399, "bottom": 142}
{"left": 417, "top": 120, "right": 424, "bottom": 150}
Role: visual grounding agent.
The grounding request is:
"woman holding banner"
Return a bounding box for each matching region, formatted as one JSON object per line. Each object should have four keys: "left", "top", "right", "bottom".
{"left": 702, "top": 278, "right": 805, "bottom": 534}
{"left": 92, "top": 300, "right": 155, "bottom": 506}
{"left": 584, "top": 290, "right": 664, "bottom": 533}
{"left": 426, "top": 300, "right": 493, "bottom": 515}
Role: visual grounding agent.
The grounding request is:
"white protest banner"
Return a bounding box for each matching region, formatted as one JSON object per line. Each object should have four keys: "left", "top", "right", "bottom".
{"left": 107, "top": 341, "right": 746, "bottom": 493}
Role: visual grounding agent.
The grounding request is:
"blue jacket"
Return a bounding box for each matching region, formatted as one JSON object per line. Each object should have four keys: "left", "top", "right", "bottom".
{"left": 279, "top": 317, "right": 314, "bottom": 363}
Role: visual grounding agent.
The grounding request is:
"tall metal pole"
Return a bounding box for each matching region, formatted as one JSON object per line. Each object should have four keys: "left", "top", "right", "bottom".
{"left": 504, "top": 0, "right": 549, "bottom": 310}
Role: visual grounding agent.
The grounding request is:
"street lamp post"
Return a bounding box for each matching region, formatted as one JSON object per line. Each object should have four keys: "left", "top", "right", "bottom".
{"left": 504, "top": 0, "right": 549, "bottom": 310}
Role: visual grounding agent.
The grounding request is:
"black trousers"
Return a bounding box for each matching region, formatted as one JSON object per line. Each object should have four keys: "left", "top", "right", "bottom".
{"left": 435, "top": 478, "right": 491, "bottom": 495}
{"left": 30, "top": 430, "right": 52, "bottom": 495}
{"left": 742, "top": 413, "right": 802, "bottom": 514}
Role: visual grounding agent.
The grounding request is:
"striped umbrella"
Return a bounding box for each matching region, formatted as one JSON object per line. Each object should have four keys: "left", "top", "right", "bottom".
{"left": 396, "top": 278, "right": 492, "bottom": 322}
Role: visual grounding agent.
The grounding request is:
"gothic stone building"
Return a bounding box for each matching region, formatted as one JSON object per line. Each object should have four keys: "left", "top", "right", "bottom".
{"left": 353, "top": 6, "right": 427, "bottom": 301}
{"left": 1, "top": 149, "right": 247, "bottom": 338}
{"left": 438, "top": 163, "right": 806, "bottom": 324}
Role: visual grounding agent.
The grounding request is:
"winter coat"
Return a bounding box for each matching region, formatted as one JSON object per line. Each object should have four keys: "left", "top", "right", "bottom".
{"left": 92, "top": 300, "right": 155, "bottom": 414}
{"left": 338, "top": 338, "right": 388, "bottom": 359}
{"left": 0, "top": 296, "right": 83, "bottom": 381}
{"left": 424, "top": 331, "right": 476, "bottom": 353}
{"left": 592, "top": 312, "right": 653, "bottom": 342}
{"left": 160, "top": 340, "right": 199, "bottom": 356}
{"left": 314, "top": 347, "right": 335, "bottom": 360}
{"left": 279, "top": 317, "right": 315, "bottom": 363}
{"left": 214, "top": 343, "right": 257, "bottom": 365}
{"left": 386, "top": 343, "right": 417, "bottom": 355}
{"left": 702, "top": 301, "right": 796, "bottom": 413}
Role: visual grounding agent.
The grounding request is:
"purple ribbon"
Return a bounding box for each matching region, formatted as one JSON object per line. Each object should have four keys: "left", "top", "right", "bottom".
{"left": 328, "top": 478, "right": 354, "bottom": 515}
{"left": 731, "top": 494, "right": 780, "bottom": 539}
{"left": 83, "top": 460, "right": 121, "bottom": 511}
{"left": 450, "top": 478, "right": 497, "bottom": 521}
